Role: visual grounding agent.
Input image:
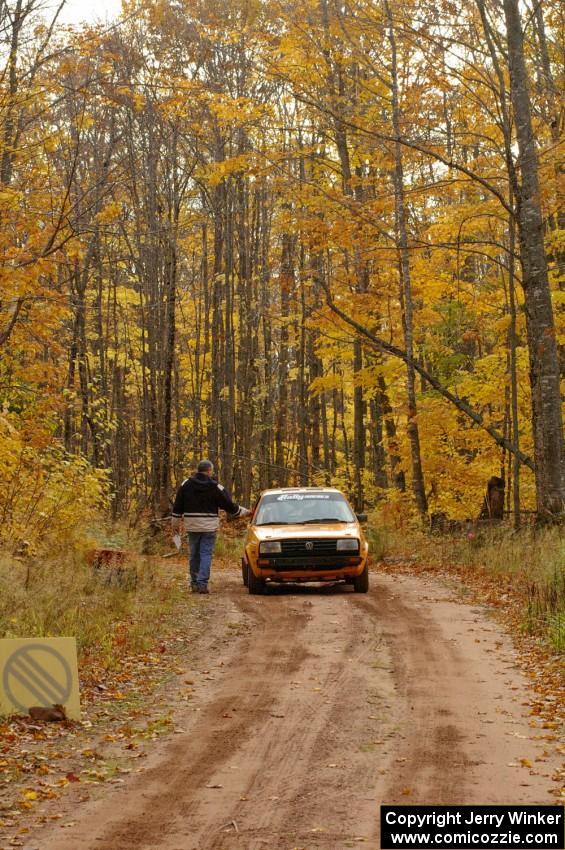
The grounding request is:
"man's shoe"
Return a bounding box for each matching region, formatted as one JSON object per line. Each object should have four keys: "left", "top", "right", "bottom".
{"left": 197, "top": 586, "right": 209, "bottom": 594}
{"left": 190, "top": 584, "right": 198, "bottom": 592}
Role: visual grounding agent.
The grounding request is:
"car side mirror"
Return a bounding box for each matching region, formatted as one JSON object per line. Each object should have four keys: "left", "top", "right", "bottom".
{"left": 356, "top": 513, "right": 368, "bottom": 523}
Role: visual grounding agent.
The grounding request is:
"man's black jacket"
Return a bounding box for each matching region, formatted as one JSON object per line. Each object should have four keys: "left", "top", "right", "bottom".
{"left": 172, "top": 473, "right": 243, "bottom": 532}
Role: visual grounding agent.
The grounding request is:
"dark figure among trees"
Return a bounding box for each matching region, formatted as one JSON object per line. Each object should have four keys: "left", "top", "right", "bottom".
{"left": 479, "top": 477, "right": 505, "bottom": 521}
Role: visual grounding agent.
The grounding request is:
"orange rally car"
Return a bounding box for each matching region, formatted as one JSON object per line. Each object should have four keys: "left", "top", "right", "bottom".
{"left": 241, "top": 487, "right": 369, "bottom": 594}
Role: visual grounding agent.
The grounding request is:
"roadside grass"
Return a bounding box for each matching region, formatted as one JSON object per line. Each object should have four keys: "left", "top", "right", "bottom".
{"left": 365, "top": 523, "right": 389, "bottom": 562}
{"left": 0, "top": 539, "right": 188, "bottom": 664}
{"left": 0, "top": 541, "right": 210, "bottom": 845}
{"left": 214, "top": 530, "right": 246, "bottom": 561}
{"left": 381, "top": 523, "right": 564, "bottom": 653}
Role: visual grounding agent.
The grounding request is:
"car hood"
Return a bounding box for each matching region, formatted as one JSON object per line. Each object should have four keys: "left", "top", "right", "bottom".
{"left": 251, "top": 522, "right": 360, "bottom": 540}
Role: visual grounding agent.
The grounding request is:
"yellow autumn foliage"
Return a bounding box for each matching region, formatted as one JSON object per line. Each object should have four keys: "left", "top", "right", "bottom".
{"left": 0, "top": 415, "right": 109, "bottom": 553}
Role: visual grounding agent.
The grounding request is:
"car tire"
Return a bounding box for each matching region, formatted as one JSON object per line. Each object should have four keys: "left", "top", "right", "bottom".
{"left": 248, "top": 566, "right": 266, "bottom": 595}
{"left": 241, "top": 559, "right": 249, "bottom": 587}
{"left": 353, "top": 564, "right": 369, "bottom": 593}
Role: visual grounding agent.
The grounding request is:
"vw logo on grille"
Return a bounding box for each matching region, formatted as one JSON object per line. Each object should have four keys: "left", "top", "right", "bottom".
{"left": 305, "top": 541, "right": 314, "bottom": 551}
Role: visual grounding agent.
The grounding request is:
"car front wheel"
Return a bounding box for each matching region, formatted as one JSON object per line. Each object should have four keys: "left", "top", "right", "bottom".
{"left": 248, "top": 566, "right": 266, "bottom": 595}
{"left": 353, "top": 564, "right": 369, "bottom": 593}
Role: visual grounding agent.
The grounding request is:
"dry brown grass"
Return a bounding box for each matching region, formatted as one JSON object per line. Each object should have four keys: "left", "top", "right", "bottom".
{"left": 0, "top": 542, "right": 187, "bottom": 665}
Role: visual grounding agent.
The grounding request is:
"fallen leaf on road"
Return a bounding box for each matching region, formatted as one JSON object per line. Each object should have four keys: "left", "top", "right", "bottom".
{"left": 22, "top": 791, "right": 38, "bottom": 801}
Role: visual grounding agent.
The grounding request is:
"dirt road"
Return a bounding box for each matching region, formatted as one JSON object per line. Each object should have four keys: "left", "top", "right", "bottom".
{"left": 34, "top": 569, "right": 561, "bottom": 850}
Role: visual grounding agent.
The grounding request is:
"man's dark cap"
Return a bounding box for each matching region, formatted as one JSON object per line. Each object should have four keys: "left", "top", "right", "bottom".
{"left": 197, "top": 459, "right": 214, "bottom": 473}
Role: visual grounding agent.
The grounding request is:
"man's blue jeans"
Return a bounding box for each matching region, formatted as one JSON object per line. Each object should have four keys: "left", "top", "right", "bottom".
{"left": 188, "top": 532, "right": 216, "bottom": 589}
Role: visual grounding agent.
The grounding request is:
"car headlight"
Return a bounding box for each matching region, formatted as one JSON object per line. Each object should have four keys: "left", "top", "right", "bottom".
{"left": 259, "top": 541, "right": 282, "bottom": 554}
{"left": 336, "top": 538, "right": 359, "bottom": 552}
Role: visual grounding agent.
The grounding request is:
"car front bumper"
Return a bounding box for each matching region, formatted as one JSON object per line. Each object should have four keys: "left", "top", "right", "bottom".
{"left": 251, "top": 555, "right": 366, "bottom": 581}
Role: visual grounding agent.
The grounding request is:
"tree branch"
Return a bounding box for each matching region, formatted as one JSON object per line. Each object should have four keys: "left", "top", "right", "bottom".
{"left": 319, "top": 280, "right": 534, "bottom": 470}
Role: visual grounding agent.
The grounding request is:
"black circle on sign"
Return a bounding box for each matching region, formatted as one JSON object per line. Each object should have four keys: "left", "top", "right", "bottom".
{"left": 3, "top": 644, "right": 72, "bottom": 712}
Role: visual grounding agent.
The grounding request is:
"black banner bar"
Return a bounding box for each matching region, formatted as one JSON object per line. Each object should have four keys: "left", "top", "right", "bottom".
{"left": 381, "top": 805, "right": 564, "bottom": 849}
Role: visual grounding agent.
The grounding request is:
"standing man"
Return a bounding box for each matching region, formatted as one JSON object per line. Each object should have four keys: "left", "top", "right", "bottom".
{"left": 171, "top": 459, "right": 250, "bottom": 594}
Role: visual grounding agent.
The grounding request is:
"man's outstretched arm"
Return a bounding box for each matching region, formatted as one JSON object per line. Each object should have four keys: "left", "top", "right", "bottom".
{"left": 215, "top": 484, "right": 250, "bottom": 518}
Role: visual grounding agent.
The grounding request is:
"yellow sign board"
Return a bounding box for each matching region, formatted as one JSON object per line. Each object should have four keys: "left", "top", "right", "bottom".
{"left": 0, "top": 638, "right": 81, "bottom": 720}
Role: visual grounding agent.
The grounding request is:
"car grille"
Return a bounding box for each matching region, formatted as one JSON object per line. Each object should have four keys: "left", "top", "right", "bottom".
{"left": 269, "top": 556, "right": 360, "bottom": 571}
{"left": 277, "top": 538, "right": 357, "bottom": 556}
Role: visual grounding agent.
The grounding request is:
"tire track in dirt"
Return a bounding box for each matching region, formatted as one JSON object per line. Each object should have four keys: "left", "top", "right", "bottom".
{"left": 41, "top": 596, "right": 312, "bottom": 850}
{"left": 196, "top": 588, "right": 397, "bottom": 850}
{"left": 353, "top": 574, "right": 561, "bottom": 813}
{"left": 351, "top": 586, "right": 472, "bottom": 804}
{"left": 32, "top": 569, "right": 562, "bottom": 850}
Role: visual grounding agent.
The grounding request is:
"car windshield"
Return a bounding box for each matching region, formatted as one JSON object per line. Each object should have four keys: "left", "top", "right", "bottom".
{"left": 255, "top": 492, "right": 355, "bottom": 525}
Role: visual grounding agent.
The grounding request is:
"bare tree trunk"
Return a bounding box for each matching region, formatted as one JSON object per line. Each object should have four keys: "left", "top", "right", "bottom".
{"left": 1, "top": 0, "right": 23, "bottom": 187}
{"left": 275, "top": 232, "right": 293, "bottom": 486}
{"left": 378, "top": 374, "right": 405, "bottom": 491}
{"left": 320, "top": 0, "right": 367, "bottom": 508}
{"left": 297, "top": 244, "right": 309, "bottom": 485}
{"left": 209, "top": 183, "right": 224, "bottom": 464}
{"left": 531, "top": 0, "right": 564, "bottom": 379}
{"left": 507, "top": 213, "right": 521, "bottom": 528}
{"left": 503, "top": 0, "right": 565, "bottom": 517}
{"left": 160, "top": 234, "right": 176, "bottom": 514}
{"left": 385, "top": 0, "right": 428, "bottom": 518}
{"left": 369, "top": 395, "right": 388, "bottom": 489}
{"left": 222, "top": 182, "right": 236, "bottom": 488}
